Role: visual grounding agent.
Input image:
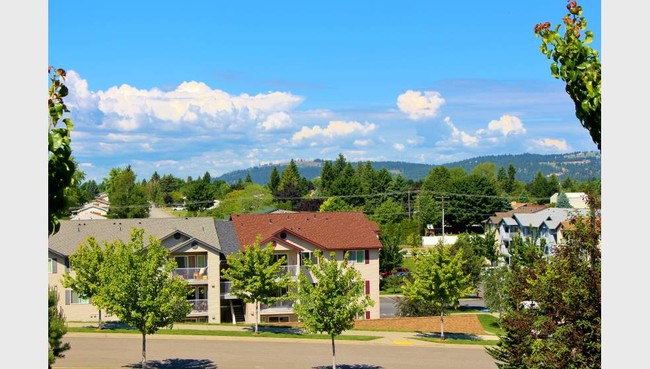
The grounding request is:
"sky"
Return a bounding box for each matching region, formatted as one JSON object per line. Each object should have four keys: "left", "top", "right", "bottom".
{"left": 48, "top": 1, "right": 601, "bottom": 183}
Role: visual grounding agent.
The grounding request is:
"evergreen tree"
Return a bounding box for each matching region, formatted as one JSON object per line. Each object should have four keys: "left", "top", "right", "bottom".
{"left": 48, "top": 286, "right": 70, "bottom": 369}
{"left": 245, "top": 172, "right": 253, "bottom": 183}
{"left": 320, "top": 160, "right": 335, "bottom": 196}
{"left": 497, "top": 167, "right": 509, "bottom": 193}
{"left": 556, "top": 192, "right": 573, "bottom": 208}
{"left": 528, "top": 171, "right": 550, "bottom": 204}
{"left": 267, "top": 166, "right": 280, "bottom": 194}
{"left": 507, "top": 164, "right": 517, "bottom": 193}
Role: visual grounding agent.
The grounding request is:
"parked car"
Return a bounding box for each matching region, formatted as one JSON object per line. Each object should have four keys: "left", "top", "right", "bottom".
{"left": 380, "top": 267, "right": 411, "bottom": 279}
{"left": 172, "top": 205, "right": 186, "bottom": 211}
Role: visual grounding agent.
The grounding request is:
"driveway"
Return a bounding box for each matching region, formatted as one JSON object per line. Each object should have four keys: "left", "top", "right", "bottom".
{"left": 149, "top": 206, "right": 174, "bottom": 218}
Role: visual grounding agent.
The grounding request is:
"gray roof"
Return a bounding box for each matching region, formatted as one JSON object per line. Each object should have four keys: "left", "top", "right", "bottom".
{"left": 49, "top": 217, "right": 221, "bottom": 256}
{"left": 514, "top": 208, "right": 589, "bottom": 230}
{"left": 214, "top": 220, "right": 241, "bottom": 256}
{"left": 502, "top": 217, "right": 518, "bottom": 226}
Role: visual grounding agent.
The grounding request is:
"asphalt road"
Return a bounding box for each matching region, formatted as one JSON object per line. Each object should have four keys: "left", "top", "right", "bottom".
{"left": 53, "top": 334, "right": 499, "bottom": 369}
{"left": 149, "top": 205, "right": 174, "bottom": 218}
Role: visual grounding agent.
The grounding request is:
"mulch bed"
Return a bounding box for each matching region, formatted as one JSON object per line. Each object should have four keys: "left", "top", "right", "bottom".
{"left": 264, "top": 314, "right": 487, "bottom": 335}
{"left": 352, "top": 315, "right": 487, "bottom": 335}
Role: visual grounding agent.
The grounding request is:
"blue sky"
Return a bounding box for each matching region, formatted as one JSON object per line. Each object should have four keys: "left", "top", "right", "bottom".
{"left": 48, "top": 0, "right": 602, "bottom": 182}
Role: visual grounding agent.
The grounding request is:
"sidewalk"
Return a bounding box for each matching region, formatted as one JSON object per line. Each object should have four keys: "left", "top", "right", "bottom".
{"left": 67, "top": 321, "right": 498, "bottom": 347}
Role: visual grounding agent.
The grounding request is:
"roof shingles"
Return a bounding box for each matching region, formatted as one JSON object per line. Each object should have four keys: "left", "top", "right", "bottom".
{"left": 230, "top": 212, "right": 382, "bottom": 252}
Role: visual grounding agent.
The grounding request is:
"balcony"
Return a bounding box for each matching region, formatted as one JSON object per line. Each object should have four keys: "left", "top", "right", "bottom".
{"left": 260, "top": 300, "right": 293, "bottom": 314}
{"left": 188, "top": 299, "right": 208, "bottom": 314}
{"left": 173, "top": 267, "right": 208, "bottom": 281}
{"left": 279, "top": 265, "right": 299, "bottom": 277}
{"left": 221, "top": 281, "right": 236, "bottom": 299}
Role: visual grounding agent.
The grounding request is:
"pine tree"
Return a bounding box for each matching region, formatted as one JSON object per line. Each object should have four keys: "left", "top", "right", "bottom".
{"left": 48, "top": 287, "right": 70, "bottom": 368}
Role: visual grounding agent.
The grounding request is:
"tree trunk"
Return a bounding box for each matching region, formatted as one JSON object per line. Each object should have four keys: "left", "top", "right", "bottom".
{"left": 440, "top": 310, "right": 445, "bottom": 340}
{"left": 331, "top": 334, "right": 337, "bottom": 369}
{"left": 254, "top": 300, "right": 259, "bottom": 333}
{"left": 141, "top": 332, "right": 147, "bottom": 369}
{"left": 97, "top": 309, "right": 103, "bottom": 330}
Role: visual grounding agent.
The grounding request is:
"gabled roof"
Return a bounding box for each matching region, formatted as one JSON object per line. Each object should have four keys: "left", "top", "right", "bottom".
{"left": 230, "top": 212, "right": 382, "bottom": 251}
{"left": 49, "top": 217, "right": 221, "bottom": 256}
{"left": 488, "top": 203, "right": 548, "bottom": 225}
{"left": 513, "top": 208, "right": 590, "bottom": 230}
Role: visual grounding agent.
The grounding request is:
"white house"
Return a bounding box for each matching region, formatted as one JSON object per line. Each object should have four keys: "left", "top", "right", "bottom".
{"left": 550, "top": 192, "right": 589, "bottom": 209}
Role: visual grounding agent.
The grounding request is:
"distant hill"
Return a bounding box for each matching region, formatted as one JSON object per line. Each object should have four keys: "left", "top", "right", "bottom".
{"left": 216, "top": 151, "right": 601, "bottom": 185}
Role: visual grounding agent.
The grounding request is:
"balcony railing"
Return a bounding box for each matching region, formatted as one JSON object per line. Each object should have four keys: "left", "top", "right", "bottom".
{"left": 261, "top": 300, "right": 293, "bottom": 311}
{"left": 188, "top": 299, "right": 208, "bottom": 313}
{"left": 221, "top": 281, "right": 236, "bottom": 298}
{"left": 173, "top": 267, "right": 208, "bottom": 281}
{"left": 279, "top": 265, "right": 299, "bottom": 277}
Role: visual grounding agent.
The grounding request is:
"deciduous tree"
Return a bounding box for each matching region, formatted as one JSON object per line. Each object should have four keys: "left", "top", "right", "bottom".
{"left": 487, "top": 209, "right": 600, "bottom": 368}
{"left": 99, "top": 228, "right": 191, "bottom": 369}
{"left": 221, "top": 236, "right": 291, "bottom": 333}
{"left": 378, "top": 223, "right": 406, "bottom": 274}
{"left": 49, "top": 67, "right": 76, "bottom": 235}
{"left": 62, "top": 237, "right": 114, "bottom": 329}
{"left": 292, "top": 250, "right": 373, "bottom": 369}
{"left": 107, "top": 166, "right": 150, "bottom": 218}
{"left": 535, "top": 0, "right": 600, "bottom": 150}
{"left": 403, "top": 244, "right": 472, "bottom": 339}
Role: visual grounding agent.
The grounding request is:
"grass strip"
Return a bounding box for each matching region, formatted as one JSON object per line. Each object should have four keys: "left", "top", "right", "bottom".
{"left": 412, "top": 336, "right": 499, "bottom": 346}
{"left": 67, "top": 327, "right": 380, "bottom": 341}
{"left": 476, "top": 314, "right": 504, "bottom": 336}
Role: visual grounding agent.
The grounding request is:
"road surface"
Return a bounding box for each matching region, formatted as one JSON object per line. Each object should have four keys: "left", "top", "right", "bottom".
{"left": 53, "top": 333, "right": 499, "bottom": 369}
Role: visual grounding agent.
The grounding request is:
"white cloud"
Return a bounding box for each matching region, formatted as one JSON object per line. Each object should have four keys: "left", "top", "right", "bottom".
{"left": 66, "top": 71, "right": 100, "bottom": 111}
{"left": 393, "top": 143, "right": 405, "bottom": 151}
{"left": 406, "top": 136, "right": 425, "bottom": 145}
{"left": 291, "top": 120, "right": 376, "bottom": 143}
{"left": 442, "top": 116, "right": 479, "bottom": 147}
{"left": 478, "top": 114, "right": 526, "bottom": 136}
{"left": 354, "top": 139, "right": 371, "bottom": 147}
{"left": 530, "top": 138, "right": 569, "bottom": 151}
{"left": 397, "top": 90, "right": 445, "bottom": 120}
{"left": 258, "top": 112, "right": 293, "bottom": 131}
{"left": 68, "top": 72, "right": 305, "bottom": 132}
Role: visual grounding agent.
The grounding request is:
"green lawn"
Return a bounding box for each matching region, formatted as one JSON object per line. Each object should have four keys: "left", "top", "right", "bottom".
{"left": 476, "top": 314, "right": 503, "bottom": 336}
{"left": 67, "top": 326, "right": 381, "bottom": 341}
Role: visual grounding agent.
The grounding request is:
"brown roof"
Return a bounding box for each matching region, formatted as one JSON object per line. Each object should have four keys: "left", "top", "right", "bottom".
{"left": 488, "top": 203, "right": 548, "bottom": 225}
{"left": 230, "top": 212, "right": 382, "bottom": 251}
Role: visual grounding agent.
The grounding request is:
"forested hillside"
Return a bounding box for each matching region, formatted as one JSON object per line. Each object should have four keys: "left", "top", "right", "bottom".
{"left": 216, "top": 151, "right": 600, "bottom": 185}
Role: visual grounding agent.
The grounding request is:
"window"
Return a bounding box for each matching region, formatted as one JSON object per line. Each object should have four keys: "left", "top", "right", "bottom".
{"left": 272, "top": 253, "right": 288, "bottom": 265}
{"left": 300, "top": 252, "right": 316, "bottom": 265}
{"left": 48, "top": 258, "right": 57, "bottom": 274}
{"left": 348, "top": 250, "right": 365, "bottom": 264}
{"left": 365, "top": 280, "right": 370, "bottom": 295}
{"left": 65, "top": 290, "right": 89, "bottom": 305}
{"left": 175, "top": 254, "right": 207, "bottom": 268}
